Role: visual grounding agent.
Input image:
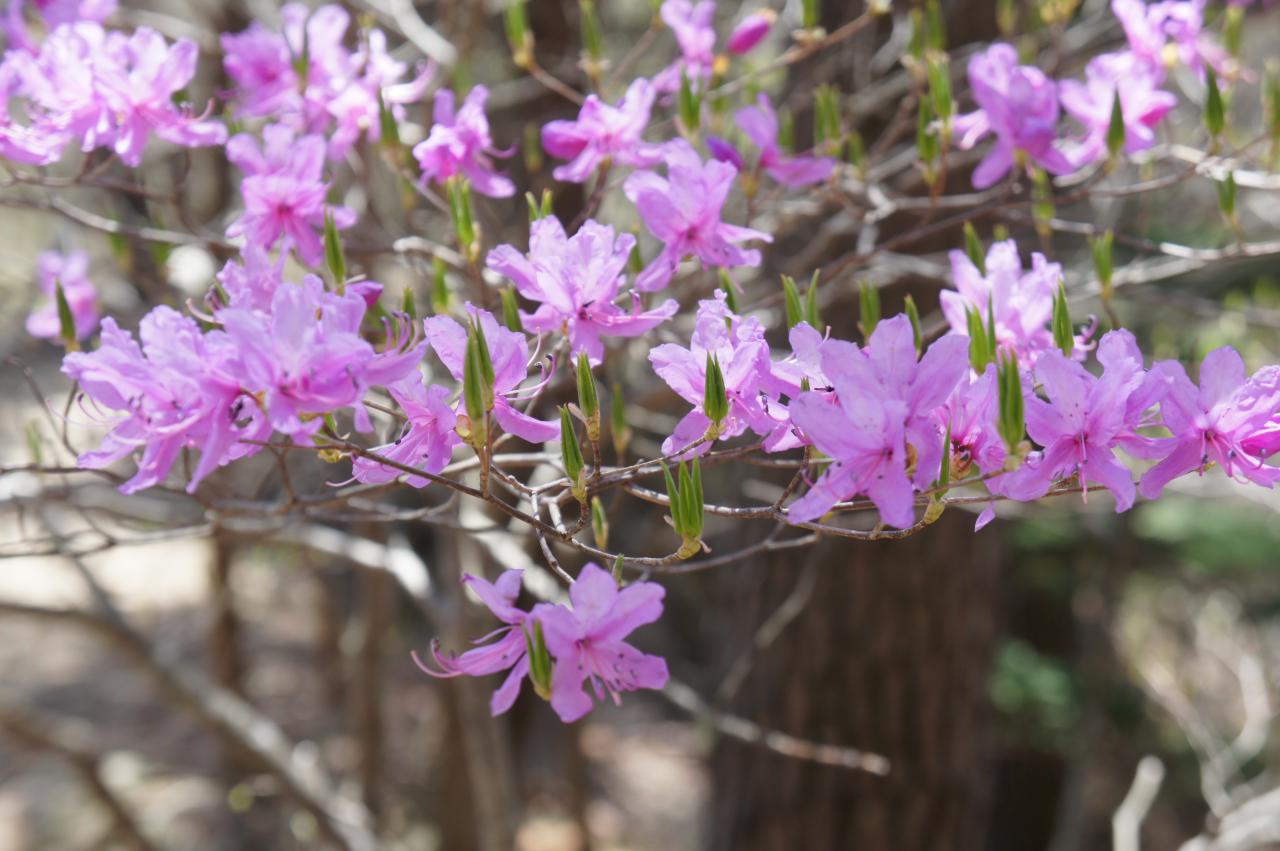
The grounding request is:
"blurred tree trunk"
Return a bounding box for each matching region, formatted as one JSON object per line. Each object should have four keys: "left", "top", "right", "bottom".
{"left": 711, "top": 511, "right": 1003, "bottom": 851}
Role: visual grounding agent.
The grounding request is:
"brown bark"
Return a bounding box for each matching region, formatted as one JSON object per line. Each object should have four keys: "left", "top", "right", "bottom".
{"left": 712, "top": 511, "right": 1003, "bottom": 851}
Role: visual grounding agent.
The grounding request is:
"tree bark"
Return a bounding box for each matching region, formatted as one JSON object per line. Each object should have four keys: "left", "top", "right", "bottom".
{"left": 711, "top": 511, "right": 1003, "bottom": 851}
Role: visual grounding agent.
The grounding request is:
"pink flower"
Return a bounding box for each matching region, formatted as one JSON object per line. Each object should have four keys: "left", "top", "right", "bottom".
{"left": 1139, "top": 347, "right": 1280, "bottom": 498}
{"left": 540, "top": 78, "right": 665, "bottom": 182}
{"left": 62, "top": 307, "right": 268, "bottom": 494}
{"left": 623, "top": 140, "right": 771, "bottom": 291}
{"left": 415, "top": 570, "right": 538, "bottom": 716}
{"left": 487, "top": 216, "right": 677, "bottom": 364}
{"left": 413, "top": 86, "right": 515, "bottom": 198}
{"left": 734, "top": 93, "right": 835, "bottom": 187}
{"left": 5, "top": 0, "right": 115, "bottom": 52}
{"left": 538, "top": 563, "right": 668, "bottom": 723}
{"left": 26, "top": 250, "right": 99, "bottom": 340}
{"left": 218, "top": 277, "right": 422, "bottom": 440}
{"left": 352, "top": 378, "right": 461, "bottom": 486}
{"left": 953, "top": 43, "right": 1075, "bottom": 188}
{"left": 225, "top": 125, "right": 356, "bottom": 265}
{"left": 726, "top": 10, "right": 775, "bottom": 55}
{"left": 1001, "top": 330, "right": 1163, "bottom": 511}
{"left": 424, "top": 307, "right": 560, "bottom": 444}
{"left": 1059, "top": 51, "right": 1176, "bottom": 165}
{"left": 649, "top": 291, "right": 788, "bottom": 456}
{"left": 212, "top": 244, "right": 286, "bottom": 313}
{"left": 786, "top": 316, "right": 970, "bottom": 527}
{"left": 653, "top": 0, "right": 716, "bottom": 93}
{"left": 941, "top": 239, "right": 1085, "bottom": 368}
{"left": 1111, "top": 0, "right": 1225, "bottom": 80}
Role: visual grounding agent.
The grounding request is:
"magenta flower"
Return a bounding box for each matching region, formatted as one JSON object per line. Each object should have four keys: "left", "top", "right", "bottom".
{"left": 733, "top": 94, "right": 835, "bottom": 187}
{"left": 352, "top": 378, "right": 461, "bottom": 487}
{"left": 4, "top": 0, "right": 115, "bottom": 52}
{"left": 221, "top": 4, "right": 431, "bottom": 160}
{"left": 62, "top": 307, "right": 268, "bottom": 494}
{"left": 726, "top": 10, "right": 776, "bottom": 55}
{"left": 415, "top": 570, "right": 538, "bottom": 716}
{"left": 953, "top": 43, "right": 1076, "bottom": 189}
{"left": 1139, "top": 347, "right": 1280, "bottom": 498}
{"left": 225, "top": 125, "right": 356, "bottom": 266}
{"left": 9, "top": 23, "right": 225, "bottom": 166}
{"left": 1001, "top": 330, "right": 1162, "bottom": 511}
{"left": 212, "top": 245, "right": 286, "bottom": 313}
{"left": 943, "top": 365, "right": 1008, "bottom": 480}
{"left": 623, "top": 140, "right": 771, "bottom": 291}
{"left": 1059, "top": 51, "right": 1176, "bottom": 164}
{"left": 424, "top": 307, "right": 560, "bottom": 444}
{"left": 218, "top": 277, "right": 422, "bottom": 441}
{"left": 653, "top": 0, "right": 716, "bottom": 93}
{"left": 487, "top": 217, "right": 677, "bottom": 364}
{"left": 941, "top": 239, "right": 1084, "bottom": 368}
{"left": 538, "top": 563, "right": 668, "bottom": 723}
{"left": 787, "top": 316, "right": 969, "bottom": 527}
{"left": 540, "top": 78, "right": 665, "bottom": 183}
{"left": 649, "top": 292, "right": 786, "bottom": 456}
{"left": 413, "top": 86, "right": 515, "bottom": 198}
{"left": 26, "top": 250, "right": 99, "bottom": 341}
{"left": 1111, "top": 0, "right": 1226, "bottom": 80}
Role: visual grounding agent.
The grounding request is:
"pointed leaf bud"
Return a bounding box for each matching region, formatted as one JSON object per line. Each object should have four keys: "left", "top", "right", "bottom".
{"left": 1217, "top": 171, "right": 1237, "bottom": 223}
{"left": 524, "top": 622, "right": 552, "bottom": 700}
{"left": 1091, "top": 229, "right": 1114, "bottom": 306}
{"left": 1051, "top": 282, "right": 1073, "bottom": 356}
{"left": 505, "top": 0, "right": 534, "bottom": 69}
{"left": 54, "top": 279, "right": 78, "bottom": 351}
{"left": 966, "top": 305, "right": 991, "bottom": 372}
{"left": 963, "top": 221, "right": 985, "bottom": 274}
{"left": 576, "top": 351, "right": 601, "bottom": 442}
{"left": 591, "top": 496, "right": 609, "bottom": 550}
{"left": 1205, "top": 67, "right": 1226, "bottom": 139}
{"left": 802, "top": 0, "right": 820, "bottom": 30}
{"left": 560, "top": 406, "right": 587, "bottom": 501}
{"left": 678, "top": 68, "right": 702, "bottom": 135}
{"left": 431, "top": 257, "right": 449, "bottom": 314}
{"left": 804, "top": 271, "right": 821, "bottom": 329}
{"left": 500, "top": 287, "right": 524, "bottom": 332}
{"left": 781, "top": 275, "right": 803, "bottom": 329}
{"left": 997, "top": 354, "right": 1025, "bottom": 455}
{"left": 858, "top": 281, "right": 880, "bottom": 339}
{"left": 904, "top": 295, "right": 923, "bottom": 356}
{"left": 402, "top": 286, "right": 416, "bottom": 319}
{"left": 1106, "top": 91, "right": 1126, "bottom": 160}
{"left": 703, "top": 354, "right": 729, "bottom": 436}
{"left": 323, "top": 209, "right": 346, "bottom": 289}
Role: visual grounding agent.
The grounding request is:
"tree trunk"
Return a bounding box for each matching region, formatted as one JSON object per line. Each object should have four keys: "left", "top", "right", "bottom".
{"left": 711, "top": 511, "right": 1003, "bottom": 851}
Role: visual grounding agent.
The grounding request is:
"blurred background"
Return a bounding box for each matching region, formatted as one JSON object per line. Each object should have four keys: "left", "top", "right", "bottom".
{"left": 1, "top": 0, "right": 1279, "bottom": 849}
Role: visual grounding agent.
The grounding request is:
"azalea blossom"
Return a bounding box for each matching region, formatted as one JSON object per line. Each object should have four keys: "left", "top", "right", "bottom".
{"left": 649, "top": 291, "right": 786, "bottom": 456}
{"left": 415, "top": 570, "right": 538, "bottom": 716}
{"left": 413, "top": 85, "right": 515, "bottom": 198}
{"left": 623, "top": 140, "right": 771, "bottom": 291}
{"left": 225, "top": 124, "right": 356, "bottom": 265}
{"left": 538, "top": 563, "right": 669, "bottom": 723}
{"left": 487, "top": 216, "right": 677, "bottom": 364}
{"left": 61, "top": 307, "right": 268, "bottom": 494}
{"left": 541, "top": 78, "right": 666, "bottom": 183}
{"left": 653, "top": 0, "right": 716, "bottom": 93}
{"left": 787, "top": 315, "right": 969, "bottom": 527}
{"left": 1000, "top": 330, "right": 1162, "bottom": 511}
{"left": 732, "top": 94, "right": 835, "bottom": 187}
{"left": 26, "top": 250, "right": 99, "bottom": 341}
{"left": 1059, "top": 51, "right": 1176, "bottom": 164}
{"left": 218, "top": 277, "right": 423, "bottom": 441}
{"left": 424, "top": 307, "right": 560, "bottom": 444}
{"left": 221, "top": 3, "right": 430, "bottom": 160}
{"left": 352, "top": 377, "right": 461, "bottom": 487}
{"left": 1139, "top": 347, "right": 1280, "bottom": 498}
{"left": 941, "top": 239, "right": 1085, "bottom": 368}
{"left": 953, "top": 43, "right": 1076, "bottom": 188}
{"left": 1111, "top": 0, "right": 1226, "bottom": 80}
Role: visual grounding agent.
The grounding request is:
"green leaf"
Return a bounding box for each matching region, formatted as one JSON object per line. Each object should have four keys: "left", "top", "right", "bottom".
{"left": 591, "top": 496, "right": 609, "bottom": 550}
{"left": 1091, "top": 229, "right": 1114, "bottom": 303}
{"left": 1051, "top": 282, "right": 1073, "bottom": 356}
{"left": 1217, "top": 171, "right": 1237, "bottom": 221}
{"left": 997, "top": 354, "right": 1025, "bottom": 454}
{"left": 802, "top": 0, "right": 820, "bottom": 29}
{"left": 927, "top": 54, "right": 952, "bottom": 123}
{"left": 402, "top": 287, "right": 416, "bottom": 319}
{"left": 966, "top": 305, "right": 991, "bottom": 372}
{"left": 858, "top": 281, "right": 880, "bottom": 339}
{"left": 560, "top": 406, "right": 585, "bottom": 488}
{"left": 803, "top": 271, "right": 821, "bottom": 329}
{"left": 781, "top": 275, "right": 803, "bottom": 329}
{"left": 463, "top": 328, "right": 488, "bottom": 434}
{"left": 717, "top": 269, "right": 740, "bottom": 313}
{"left": 925, "top": 0, "right": 946, "bottom": 50}
{"left": 431, "top": 257, "right": 449, "bottom": 314}
{"left": 1106, "top": 91, "right": 1125, "bottom": 159}
{"left": 576, "top": 351, "right": 599, "bottom": 420}
{"left": 904, "top": 295, "right": 923, "bottom": 356}
{"left": 662, "top": 462, "right": 684, "bottom": 537}
{"left": 54, "top": 279, "right": 78, "bottom": 350}
{"left": 580, "top": 0, "right": 604, "bottom": 61}
{"left": 500, "top": 287, "right": 524, "bottom": 332}
{"left": 505, "top": 0, "right": 533, "bottom": 67}
{"left": 323, "top": 209, "right": 346, "bottom": 288}
{"left": 377, "top": 88, "right": 401, "bottom": 150}
{"left": 678, "top": 67, "right": 702, "bottom": 134}
{"left": 703, "top": 354, "right": 729, "bottom": 431}
{"left": 1205, "top": 67, "right": 1225, "bottom": 138}
{"left": 963, "top": 221, "right": 985, "bottom": 274}
{"left": 524, "top": 622, "right": 552, "bottom": 700}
